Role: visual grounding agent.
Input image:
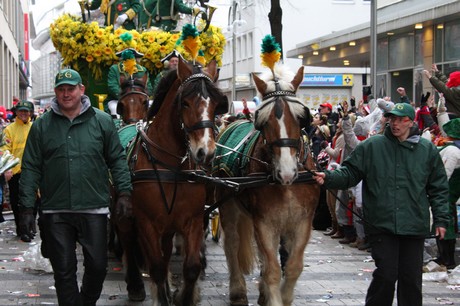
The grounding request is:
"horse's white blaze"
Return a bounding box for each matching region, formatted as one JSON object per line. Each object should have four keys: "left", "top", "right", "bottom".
{"left": 189, "top": 96, "right": 215, "bottom": 161}
{"left": 276, "top": 116, "right": 298, "bottom": 184}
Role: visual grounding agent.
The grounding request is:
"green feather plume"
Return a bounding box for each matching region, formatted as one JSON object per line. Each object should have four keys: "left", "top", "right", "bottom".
{"left": 260, "top": 35, "right": 281, "bottom": 72}
{"left": 177, "top": 24, "right": 201, "bottom": 62}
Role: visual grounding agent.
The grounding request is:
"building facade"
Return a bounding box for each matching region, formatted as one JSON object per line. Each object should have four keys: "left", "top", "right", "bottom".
{"left": 0, "top": 0, "right": 31, "bottom": 109}
{"left": 288, "top": 0, "right": 460, "bottom": 107}
{"left": 218, "top": 0, "right": 371, "bottom": 110}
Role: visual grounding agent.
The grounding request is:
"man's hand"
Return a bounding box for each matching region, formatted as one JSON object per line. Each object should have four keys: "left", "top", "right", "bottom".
{"left": 437, "top": 94, "right": 447, "bottom": 113}
{"left": 115, "top": 14, "right": 128, "bottom": 27}
{"left": 396, "top": 87, "right": 406, "bottom": 96}
{"left": 19, "top": 207, "right": 35, "bottom": 240}
{"left": 313, "top": 171, "right": 326, "bottom": 185}
{"left": 431, "top": 64, "right": 439, "bottom": 72}
{"left": 423, "top": 70, "right": 432, "bottom": 79}
{"left": 116, "top": 193, "right": 133, "bottom": 218}
{"left": 436, "top": 226, "right": 446, "bottom": 240}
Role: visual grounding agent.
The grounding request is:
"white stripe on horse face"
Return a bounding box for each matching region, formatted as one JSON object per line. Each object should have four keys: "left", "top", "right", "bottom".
{"left": 277, "top": 114, "right": 297, "bottom": 181}
{"left": 197, "top": 96, "right": 213, "bottom": 149}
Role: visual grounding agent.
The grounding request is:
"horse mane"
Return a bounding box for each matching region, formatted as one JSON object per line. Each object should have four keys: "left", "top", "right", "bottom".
{"left": 147, "top": 69, "right": 178, "bottom": 120}
{"left": 179, "top": 73, "right": 225, "bottom": 108}
{"left": 120, "top": 78, "right": 147, "bottom": 94}
{"left": 255, "top": 65, "right": 306, "bottom": 126}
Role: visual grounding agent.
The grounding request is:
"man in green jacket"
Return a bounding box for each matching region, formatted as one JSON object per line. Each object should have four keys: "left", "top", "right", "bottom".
{"left": 138, "top": 0, "right": 200, "bottom": 31}
{"left": 314, "top": 103, "right": 449, "bottom": 306}
{"left": 18, "top": 68, "right": 133, "bottom": 305}
{"left": 105, "top": 48, "right": 153, "bottom": 117}
{"left": 90, "top": 0, "right": 141, "bottom": 30}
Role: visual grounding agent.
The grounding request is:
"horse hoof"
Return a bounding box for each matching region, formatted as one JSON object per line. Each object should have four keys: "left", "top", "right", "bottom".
{"left": 230, "top": 294, "right": 248, "bottom": 306}
{"left": 128, "top": 287, "right": 146, "bottom": 302}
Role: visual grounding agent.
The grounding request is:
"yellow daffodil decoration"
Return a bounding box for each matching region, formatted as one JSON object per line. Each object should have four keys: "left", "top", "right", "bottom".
{"left": 49, "top": 14, "right": 226, "bottom": 79}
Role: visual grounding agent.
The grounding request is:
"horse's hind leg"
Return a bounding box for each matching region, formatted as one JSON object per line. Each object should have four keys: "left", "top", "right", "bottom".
{"left": 174, "top": 219, "right": 203, "bottom": 306}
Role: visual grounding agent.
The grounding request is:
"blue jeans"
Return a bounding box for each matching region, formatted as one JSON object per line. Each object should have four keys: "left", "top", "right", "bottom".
{"left": 40, "top": 213, "right": 108, "bottom": 306}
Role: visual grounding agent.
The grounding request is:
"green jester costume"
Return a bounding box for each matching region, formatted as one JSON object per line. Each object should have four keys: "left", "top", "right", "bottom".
{"left": 90, "top": 0, "right": 141, "bottom": 30}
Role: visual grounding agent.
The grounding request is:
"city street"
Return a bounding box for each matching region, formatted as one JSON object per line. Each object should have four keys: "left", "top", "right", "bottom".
{"left": 0, "top": 213, "right": 459, "bottom": 305}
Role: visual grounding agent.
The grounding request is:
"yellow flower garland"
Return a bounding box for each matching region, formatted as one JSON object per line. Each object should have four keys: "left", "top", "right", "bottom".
{"left": 50, "top": 14, "right": 226, "bottom": 80}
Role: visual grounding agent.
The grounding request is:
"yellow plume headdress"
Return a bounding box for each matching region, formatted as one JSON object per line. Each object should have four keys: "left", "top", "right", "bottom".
{"left": 117, "top": 32, "right": 143, "bottom": 76}
{"left": 260, "top": 35, "right": 281, "bottom": 75}
{"left": 177, "top": 24, "right": 203, "bottom": 65}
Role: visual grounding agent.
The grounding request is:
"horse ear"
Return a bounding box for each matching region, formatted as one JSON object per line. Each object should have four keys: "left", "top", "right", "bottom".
{"left": 177, "top": 56, "right": 193, "bottom": 82}
{"left": 205, "top": 60, "right": 219, "bottom": 82}
{"left": 252, "top": 73, "right": 267, "bottom": 96}
{"left": 291, "top": 66, "right": 304, "bottom": 91}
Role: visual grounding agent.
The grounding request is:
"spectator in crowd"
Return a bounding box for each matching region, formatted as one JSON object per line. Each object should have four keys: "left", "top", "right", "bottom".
{"left": 153, "top": 50, "right": 180, "bottom": 94}
{"left": 1, "top": 100, "right": 34, "bottom": 242}
{"left": 18, "top": 68, "right": 133, "bottom": 305}
{"left": 313, "top": 103, "right": 450, "bottom": 306}
{"left": 424, "top": 64, "right": 460, "bottom": 118}
{"left": 309, "top": 113, "right": 331, "bottom": 160}
{"left": 434, "top": 118, "right": 460, "bottom": 269}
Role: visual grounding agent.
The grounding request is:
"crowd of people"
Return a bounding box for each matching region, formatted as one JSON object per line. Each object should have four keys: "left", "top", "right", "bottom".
{"left": 310, "top": 64, "right": 459, "bottom": 306}
{"left": 0, "top": 61, "right": 457, "bottom": 305}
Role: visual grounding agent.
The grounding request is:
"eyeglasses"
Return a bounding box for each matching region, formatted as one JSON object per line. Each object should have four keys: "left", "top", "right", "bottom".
{"left": 388, "top": 116, "right": 412, "bottom": 123}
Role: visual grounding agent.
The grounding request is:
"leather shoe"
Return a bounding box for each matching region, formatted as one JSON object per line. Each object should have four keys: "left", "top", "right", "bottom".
{"left": 339, "top": 236, "right": 356, "bottom": 244}
{"left": 20, "top": 234, "right": 32, "bottom": 243}
{"left": 331, "top": 231, "right": 344, "bottom": 239}
{"left": 323, "top": 227, "right": 337, "bottom": 236}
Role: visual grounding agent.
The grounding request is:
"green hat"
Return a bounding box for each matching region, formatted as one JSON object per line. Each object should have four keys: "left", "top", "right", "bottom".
{"left": 16, "top": 100, "right": 34, "bottom": 112}
{"left": 54, "top": 69, "right": 82, "bottom": 88}
{"left": 443, "top": 118, "right": 460, "bottom": 139}
{"left": 384, "top": 103, "right": 415, "bottom": 120}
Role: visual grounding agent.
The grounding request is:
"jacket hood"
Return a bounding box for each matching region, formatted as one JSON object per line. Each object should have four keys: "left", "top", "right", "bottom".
{"left": 50, "top": 95, "right": 92, "bottom": 116}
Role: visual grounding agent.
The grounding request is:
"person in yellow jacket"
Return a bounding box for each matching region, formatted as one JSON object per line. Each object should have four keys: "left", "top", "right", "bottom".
{"left": 1, "top": 100, "right": 34, "bottom": 241}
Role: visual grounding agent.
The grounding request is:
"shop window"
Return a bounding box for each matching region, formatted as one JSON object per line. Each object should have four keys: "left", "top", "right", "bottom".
{"left": 388, "top": 34, "right": 414, "bottom": 69}
{"left": 444, "top": 21, "right": 460, "bottom": 62}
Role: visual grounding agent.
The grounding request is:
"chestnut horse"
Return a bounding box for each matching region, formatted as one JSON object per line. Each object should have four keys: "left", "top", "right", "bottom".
{"left": 117, "top": 73, "right": 150, "bottom": 125}
{"left": 117, "top": 58, "right": 228, "bottom": 305}
{"left": 213, "top": 65, "right": 320, "bottom": 306}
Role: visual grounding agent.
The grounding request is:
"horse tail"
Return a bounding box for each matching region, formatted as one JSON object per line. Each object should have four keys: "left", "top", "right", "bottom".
{"left": 236, "top": 213, "right": 256, "bottom": 274}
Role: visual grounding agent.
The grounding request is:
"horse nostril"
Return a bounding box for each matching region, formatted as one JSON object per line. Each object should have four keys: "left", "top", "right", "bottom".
{"left": 196, "top": 148, "right": 206, "bottom": 162}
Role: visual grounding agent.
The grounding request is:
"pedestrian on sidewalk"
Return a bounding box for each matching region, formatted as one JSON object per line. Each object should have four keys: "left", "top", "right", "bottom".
{"left": 1, "top": 100, "right": 34, "bottom": 241}
{"left": 18, "top": 68, "right": 133, "bottom": 306}
{"left": 313, "top": 103, "right": 450, "bottom": 306}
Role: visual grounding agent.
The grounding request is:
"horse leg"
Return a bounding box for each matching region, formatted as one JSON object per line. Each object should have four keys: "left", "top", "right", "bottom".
{"left": 280, "top": 215, "right": 313, "bottom": 306}
{"left": 116, "top": 223, "right": 146, "bottom": 301}
{"left": 174, "top": 218, "right": 203, "bottom": 306}
{"left": 138, "top": 230, "right": 172, "bottom": 306}
{"left": 220, "top": 198, "right": 254, "bottom": 305}
{"left": 253, "top": 221, "right": 283, "bottom": 306}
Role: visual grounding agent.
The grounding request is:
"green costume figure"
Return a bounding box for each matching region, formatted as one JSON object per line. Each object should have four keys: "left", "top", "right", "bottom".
{"left": 138, "top": 0, "right": 199, "bottom": 31}
{"left": 105, "top": 48, "right": 153, "bottom": 117}
{"left": 90, "top": 0, "right": 141, "bottom": 30}
{"left": 153, "top": 50, "right": 180, "bottom": 94}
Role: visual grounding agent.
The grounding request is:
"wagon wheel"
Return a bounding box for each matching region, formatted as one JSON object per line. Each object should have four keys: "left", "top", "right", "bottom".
{"left": 210, "top": 211, "right": 220, "bottom": 243}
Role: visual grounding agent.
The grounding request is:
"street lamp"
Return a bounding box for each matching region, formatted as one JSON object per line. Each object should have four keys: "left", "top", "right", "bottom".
{"left": 228, "top": 0, "right": 245, "bottom": 102}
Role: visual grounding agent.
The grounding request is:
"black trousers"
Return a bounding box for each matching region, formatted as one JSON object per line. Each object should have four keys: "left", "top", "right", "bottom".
{"left": 8, "top": 174, "right": 21, "bottom": 234}
{"left": 365, "top": 234, "right": 424, "bottom": 306}
{"left": 40, "top": 213, "right": 108, "bottom": 306}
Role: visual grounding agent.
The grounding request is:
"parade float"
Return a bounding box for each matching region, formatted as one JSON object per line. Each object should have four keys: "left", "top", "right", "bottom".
{"left": 49, "top": 11, "right": 226, "bottom": 108}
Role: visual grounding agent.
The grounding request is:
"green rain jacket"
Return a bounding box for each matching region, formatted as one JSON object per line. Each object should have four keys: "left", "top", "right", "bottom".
{"left": 19, "top": 95, "right": 132, "bottom": 211}
{"left": 324, "top": 124, "right": 450, "bottom": 237}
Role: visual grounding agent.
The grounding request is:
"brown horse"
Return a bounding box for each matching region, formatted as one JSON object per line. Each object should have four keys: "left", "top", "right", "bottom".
{"left": 117, "top": 73, "right": 150, "bottom": 125}
{"left": 116, "top": 57, "right": 228, "bottom": 305}
{"left": 213, "top": 65, "right": 320, "bottom": 306}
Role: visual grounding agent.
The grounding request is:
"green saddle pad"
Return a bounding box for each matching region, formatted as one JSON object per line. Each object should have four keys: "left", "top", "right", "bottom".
{"left": 212, "top": 120, "right": 260, "bottom": 177}
{"left": 118, "top": 124, "right": 137, "bottom": 149}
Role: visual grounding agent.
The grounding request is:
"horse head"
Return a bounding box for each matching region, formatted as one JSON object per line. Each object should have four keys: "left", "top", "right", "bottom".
{"left": 175, "top": 58, "right": 228, "bottom": 165}
{"left": 118, "top": 74, "right": 149, "bottom": 124}
{"left": 252, "top": 65, "right": 311, "bottom": 185}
